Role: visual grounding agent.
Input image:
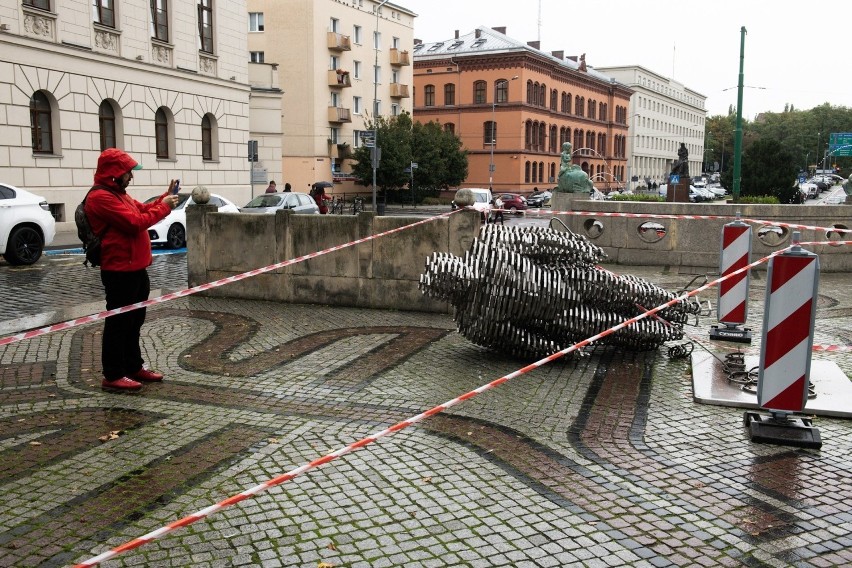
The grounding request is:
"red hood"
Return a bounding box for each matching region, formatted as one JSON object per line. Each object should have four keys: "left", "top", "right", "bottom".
{"left": 93, "top": 148, "right": 141, "bottom": 189}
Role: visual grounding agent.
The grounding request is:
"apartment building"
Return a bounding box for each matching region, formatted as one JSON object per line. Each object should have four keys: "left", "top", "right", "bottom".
{"left": 0, "top": 0, "right": 265, "bottom": 232}
{"left": 247, "top": 0, "right": 415, "bottom": 194}
{"left": 413, "top": 26, "right": 632, "bottom": 193}
{"left": 594, "top": 65, "right": 707, "bottom": 188}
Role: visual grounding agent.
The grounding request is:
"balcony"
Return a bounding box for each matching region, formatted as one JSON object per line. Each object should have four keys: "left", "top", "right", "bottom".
{"left": 328, "top": 69, "right": 351, "bottom": 88}
{"left": 327, "top": 106, "right": 352, "bottom": 123}
{"left": 389, "top": 48, "right": 410, "bottom": 66}
{"left": 389, "top": 83, "right": 410, "bottom": 98}
{"left": 327, "top": 31, "right": 352, "bottom": 51}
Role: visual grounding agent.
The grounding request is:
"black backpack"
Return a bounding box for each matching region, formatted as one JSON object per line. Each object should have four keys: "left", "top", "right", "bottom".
{"left": 75, "top": 185, "right": 115, "bottom": 267}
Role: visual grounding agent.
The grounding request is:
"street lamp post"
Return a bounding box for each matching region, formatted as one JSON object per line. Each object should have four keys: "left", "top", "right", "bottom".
{"left": 371, "top": 0, "right": 390, "bottom": 213}
{"left": 626, "top": 112, "right": 639, "bottom": 191}
{"left": 488, "top": 76, "right": 517, "bottom": 190}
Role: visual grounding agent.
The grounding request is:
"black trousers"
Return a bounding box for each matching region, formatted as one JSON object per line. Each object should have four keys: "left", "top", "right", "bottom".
{"left": 100, "top": 269, "right": 150, "bottom": 380}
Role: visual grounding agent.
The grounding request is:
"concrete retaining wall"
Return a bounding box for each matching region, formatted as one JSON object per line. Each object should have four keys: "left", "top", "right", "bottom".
{"left": 186, "top": 206, "right": 480, "bottom": 313}
{"left": 550, "top": 193, "right": 851, "bottom": 272}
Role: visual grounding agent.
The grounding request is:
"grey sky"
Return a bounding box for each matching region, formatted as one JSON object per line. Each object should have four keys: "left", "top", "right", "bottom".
{"left": 406, "top": 0, "right": 852, "bottom": 118}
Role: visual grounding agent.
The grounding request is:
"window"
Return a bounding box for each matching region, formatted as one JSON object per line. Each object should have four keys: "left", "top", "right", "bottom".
{"left": 329, "top": 17, "right": 338, "bottom": 32}
{"left": 98, "top": 100, "right": 117, "bottom": 151}
{"left": 483, "top": 121, "right": 496, "bottom": 146}
{"left": 353, "top": 130, "right": 363, "bottom": 148}
{"left": 330, "top": 55, "right": 340, "bottom": 70}
{"left": 375, "top": 100, "right": 381, "bottom": 115}
{"left": 374, "top": 65, "right": 381, "bottom": 84}
{"left": 151, "top": 0, "right": 168, "bottom": 42}
{"left": 353, "top": 25, "right": 361, "bottom": 44}
{"left": 424, "top": 84, "right": 435, "bottom": 106}
{"left": 373, "top": 30, "right": 381, "bottom": 50}
{"left": 249, "top": 51, "right": 264, "bottom": 63}
{"left": 391, "top": 69, "right": 399, "bottom": 84}
{"left": 29, "top": 91, "right": 53, "bottom": 154}
{"left": 201, "top": 113, "right": 217, "bottom": 161}
{"left": 329, "top": 127, "right": 339, "bottom": 144}
{"left": 93, "top": 0, "right": 115, "bottom": 27}
{"left": 495, "top": 80, "right": 508, "bottom": 104}
{"left": 525, "top": 161, "right": 530, "bottom": 183}
{"left": 155, "top": 107, "right": 173, "bottom": 159}
{"left": 353, "top": 61, "right": 361, "bottom": 79}
{"left": 197, "top": 0, "right": 213, "bottom": 53}
{"left": 330, "top": 92, "right": 339, "bottom": 107}
{"left": 443, "top": 123, "right": 455, "bottom": 134}
{"left": 473, "top": 81, "right": 486, "bottom": 104}
{"left": 24, "top": 0, "right": 50, "bottom": 10}
{"left": 444, "top": 83, "right": 455, "bottom": 106}
{"left": 392, "top": 36, "right": 400, "bottom": 49}
{"left": 353, "top": 96, "right": 362, "bottom": 114}
{"left": 391, "top": 103, "right": 399, "bottom": 116}
{"left": 248, "top": 12, "right": 264, "bottom": 32}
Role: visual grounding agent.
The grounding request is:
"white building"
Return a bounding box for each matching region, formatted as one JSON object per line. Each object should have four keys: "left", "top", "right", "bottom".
{"left": 595, "top": 65, "right": 707, "bottom": 188}
{"left": 247, "top": 0, "right": 415, "bottom": 193}
{"left": 0, "top": 0, "right": 268, "bottom": 233}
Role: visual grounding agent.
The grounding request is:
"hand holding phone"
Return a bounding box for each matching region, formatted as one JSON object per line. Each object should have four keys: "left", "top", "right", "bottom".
{"left": 171, "top": 179, "right": 181, "bottom": 195}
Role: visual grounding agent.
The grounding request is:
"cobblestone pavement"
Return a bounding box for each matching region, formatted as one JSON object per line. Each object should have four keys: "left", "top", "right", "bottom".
{"left": 1, "top": 256, "right": 851, "bottom": 566}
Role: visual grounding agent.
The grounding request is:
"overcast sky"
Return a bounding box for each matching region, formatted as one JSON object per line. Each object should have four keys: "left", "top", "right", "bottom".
{"left": 405, "top": 0, "right": 852, "bottom": 119}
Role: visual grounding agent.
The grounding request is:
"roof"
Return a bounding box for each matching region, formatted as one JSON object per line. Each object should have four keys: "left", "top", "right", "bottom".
{"left": 413, "top": 26, "right": 620, "bottom": 86}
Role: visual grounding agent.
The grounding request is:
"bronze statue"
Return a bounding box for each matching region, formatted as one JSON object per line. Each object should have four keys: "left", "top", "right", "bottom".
{"left": 556, "top": 141, "right": 594, "bottom": 193}
{"left": 670, "top": 143, "right": 689, "bottom": 178}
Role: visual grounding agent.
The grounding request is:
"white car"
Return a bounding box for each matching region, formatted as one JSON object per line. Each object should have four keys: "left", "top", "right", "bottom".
{"left": 240, "top": 192, "right": 319, "bottom": 215}
{"left": 145, "top": 192, "right": 240, "bottom": 248}
{"left": 0, "top": 183, "right": 56, "bottom": 265}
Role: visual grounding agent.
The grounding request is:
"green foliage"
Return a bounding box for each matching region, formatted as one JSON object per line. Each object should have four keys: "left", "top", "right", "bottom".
{"left": 609, "top": 194, "right": 665, "bottom": 202}
{"left": 738, "top": 138, "right": 798, "bottom": 202}
{"left": 736, "top": 195, "right": 780, "bottom": 204}
{"left": 350, "top": 112, "right": 468, "bottom": 196}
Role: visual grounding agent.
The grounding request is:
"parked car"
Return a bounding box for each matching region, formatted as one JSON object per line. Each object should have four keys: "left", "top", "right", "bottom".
{"left": 799, "top": 182, "right": 819, "bottom": 199}
{"left": 526, "top": 190, "right": 552, "bottom": 208}
{"left": 146, "top": 192, "right": 240, "bottom": 248}
{"left": 240, "top": 192, "right": 319, "bottom": 215}
{"left": 495, "top": 192, "right": 527, "bottom": 213}
{"left": 451, "top": 188, "right": 492, "bottom": 221}
{"left": 0, "top": 183, "right": 56, "bottom": 265}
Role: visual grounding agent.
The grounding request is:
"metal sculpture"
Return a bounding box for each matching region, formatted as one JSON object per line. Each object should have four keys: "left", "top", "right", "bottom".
{"left": 420, "top": 224, "right": 701, "bottom": 359}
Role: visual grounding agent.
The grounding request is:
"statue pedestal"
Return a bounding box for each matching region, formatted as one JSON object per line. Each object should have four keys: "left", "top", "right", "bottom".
{"left": 666, "top": 177, "right": 691, "bottom": 203}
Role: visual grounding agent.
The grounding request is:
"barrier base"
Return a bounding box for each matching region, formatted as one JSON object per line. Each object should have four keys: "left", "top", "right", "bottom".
{"left": 709, "top": 325, "right": 752, "bottom": 343}
{"left": 743, "top": 411, "right": 822, "bottom": 449}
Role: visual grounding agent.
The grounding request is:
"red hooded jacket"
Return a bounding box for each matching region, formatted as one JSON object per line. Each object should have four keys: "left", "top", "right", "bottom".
{"left": 84, "top": 149, "right": 172, "bottom": 272}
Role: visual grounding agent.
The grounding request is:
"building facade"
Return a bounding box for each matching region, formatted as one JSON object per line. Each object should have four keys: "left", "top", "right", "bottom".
{"left": 413, "top": 27, "right": 632, "bottom": 193}
{"left": 247, "top": 0, "right": 415, "bottom": 194}
{"left": 0, "top": 0, "right": 257, "bottom": 233}
{"left": 594, "top": 65, "right": 707, "bottom": 189}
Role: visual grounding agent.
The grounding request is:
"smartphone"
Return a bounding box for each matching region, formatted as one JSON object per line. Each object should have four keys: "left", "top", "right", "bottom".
{"left": 171, "top": 179, "right": 180, "bottom": 195}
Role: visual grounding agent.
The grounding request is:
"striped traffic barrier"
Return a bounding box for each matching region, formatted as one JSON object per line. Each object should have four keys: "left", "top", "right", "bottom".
{"left": 710, "top": 217, "right": 752, "bottom": 343}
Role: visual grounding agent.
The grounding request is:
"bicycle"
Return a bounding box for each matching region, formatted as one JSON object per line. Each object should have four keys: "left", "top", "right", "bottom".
{"left": 351, "top": 196, "right": 364, "bottom": 215}
{"left": 330, "top": 196, "right": 344, "bottom": 215}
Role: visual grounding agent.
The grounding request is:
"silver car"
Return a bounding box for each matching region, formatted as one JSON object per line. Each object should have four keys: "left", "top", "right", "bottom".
{"left": 240, "top": 192, "right": 319, "bottom": 215}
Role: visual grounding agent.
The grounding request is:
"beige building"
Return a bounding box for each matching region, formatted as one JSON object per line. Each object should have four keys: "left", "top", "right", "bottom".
{"left": 247, "top": 0, "right": 415, "bottom": 194}
{"left": 0, "top": 0, "right": 272, "bottom": 233}
{"left": 594, "top": 65, "right": 707, "bottom": 189}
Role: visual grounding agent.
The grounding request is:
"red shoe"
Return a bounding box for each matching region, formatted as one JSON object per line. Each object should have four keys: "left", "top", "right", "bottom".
{"left": 132, "top": 368, "right": 164, "bottom": 382}
{"left": 102, "top": 377, "right": 143, "bottom": 391}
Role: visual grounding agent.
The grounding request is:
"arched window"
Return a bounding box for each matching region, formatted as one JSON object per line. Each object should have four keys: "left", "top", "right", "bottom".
{"left": 587, "top": 99, "right": 595, "bottom": 119}
{"left": 525, "top": 120, "right": 532, "bottom": 150}
{"left": 599, "top": 102, "right": 607, "bottom": 121}
{"left": 550, "top": 89, "right": 557, "bottom": 111}
{"left": 495, "top": 79, "right": 508, "bottom": 103}
{"left": 538, "top": 122, "right": 545, "bottom": 149}
{"left": 531, "top": 161, "right": 537, "bottom": 183}
{"left": 443, "top": 122, "right": 455, "bottom": 134}
{"left": 473, "top": 80, "right": 486, "bottom": 104}
{"left": 549, "top": 125, "right": 557, "bottom": 153}
{"left": 550, "top": 162, "right": 555, "bottom": 182}
{"left": 586, "top": 130, "right": 594, "bottom": 151}
{"left": 539, "top": 84, "right": 546, "bottom": 107}
{"left": 98, "top": 99, "right": 121, "bottom": 152}
{"left": 424, "top": 84, "right": 435, "bottom": 106}
{"left": 526, "top": 80, "right": 533, "bottom": 104}
{"left": 155, "top": 106, "right": 174, "bottom": 160}
{"left": 29, "top": 91, "right": 55, "bottom": 154}
{"left": 201, "top": 113, "right": 218, "bottom": 161}
{"left": 524, "top": 161, "right": 531, "bottom": 183}
{"left": 444, "top": 83, "right": 455, "bottom": 106}
{"left": 538, "top": 161, "right": 544, "bottom": 183}
{"left": 574, "top": 95, "right": 581, "bottom": 116}
{"left": 574, "top": 129, "right": 582, "bottom": 150}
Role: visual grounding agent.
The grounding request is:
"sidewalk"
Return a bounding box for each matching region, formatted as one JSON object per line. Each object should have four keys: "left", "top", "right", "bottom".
{"left": 1, "top": 263, "right": 851, "bottom": 566}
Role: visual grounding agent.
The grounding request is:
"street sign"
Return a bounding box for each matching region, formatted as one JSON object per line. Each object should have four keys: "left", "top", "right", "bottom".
{"left": 247, "top": 140, "right": 258, "bottom": 162}
{"left": 829, "top": 133, "right": 852, "bottom": 157}
{"left": 411, "top": 162, "right": 418, "bottom": 169}
{"left": 670, "top": 174, "right": 680, "bottom": 184}
{"left": 360, "top": 130, "right": 376, "bottom": 148}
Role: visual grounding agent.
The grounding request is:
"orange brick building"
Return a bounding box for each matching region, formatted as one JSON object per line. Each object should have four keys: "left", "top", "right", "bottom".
{"left": 413, "top": 26, "right": 633, "bottom": 192}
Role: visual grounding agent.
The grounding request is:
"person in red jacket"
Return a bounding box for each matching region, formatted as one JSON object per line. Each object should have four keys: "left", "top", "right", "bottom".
{"left": 85, "top": 148, "right": 179, "bottom": 391}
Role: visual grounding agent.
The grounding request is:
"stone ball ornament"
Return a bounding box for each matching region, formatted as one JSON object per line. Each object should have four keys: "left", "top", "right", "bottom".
{"left": 191, "top": 185, "right": 210, "bottom": 204}
{"left": 420, "top": 224, "right": 701, "bottom": 360}
{"left": 453, "top": 188, "right": 475, "bottom": 207}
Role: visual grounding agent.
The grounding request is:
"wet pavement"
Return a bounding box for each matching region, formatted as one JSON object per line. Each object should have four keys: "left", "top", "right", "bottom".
{"left": 1, "top": 242, "right": 852, "bottom": 567}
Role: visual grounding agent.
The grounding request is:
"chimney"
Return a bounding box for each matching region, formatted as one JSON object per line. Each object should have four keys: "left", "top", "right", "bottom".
{"left": 474, "top": 29, "right": 481, "bottom": 38}
{"left": 527, "top": 40, "right": 540, "bottom": 50}
{"left": 492, "top": 26, "right": 506, "bottom": 35}
{"left": 455, "top": 30, "right": 459, "bottom": 39}
{"left": 414, "top": 38, "right": 422, "bottom": 45}
{"left": 567, "top": 55, "right": 578, "bottom": 62}
{"left": 551, "top": 50, "right": 564, "bottom": 60}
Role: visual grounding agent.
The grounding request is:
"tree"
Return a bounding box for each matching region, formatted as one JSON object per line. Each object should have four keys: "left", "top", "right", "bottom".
{"left": 738, "top": 137, "right": 799, "bottom": 202}
{"left": 411, "top": 121, "right": 468, "bottom": 191}
{"left": 351, "top": 113, "right": 412, "bottom": 192}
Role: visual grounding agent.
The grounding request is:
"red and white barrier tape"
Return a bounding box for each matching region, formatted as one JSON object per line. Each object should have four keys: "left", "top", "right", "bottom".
{"left": 74, "top": 241, "right": 802, "bottom": 567}
{"left": 0, "top": 210, "right": 460, "bottom": 347}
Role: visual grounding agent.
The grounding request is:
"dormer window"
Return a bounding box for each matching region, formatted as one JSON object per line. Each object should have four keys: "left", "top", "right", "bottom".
{"left": 447, "top": 40, "right": 464, "bottom": 50}
{"left": 471, "top": 38, "right": 486, "bottom": 48}
{"left": 427, "top": 42, "right": 443, "bottom": 52}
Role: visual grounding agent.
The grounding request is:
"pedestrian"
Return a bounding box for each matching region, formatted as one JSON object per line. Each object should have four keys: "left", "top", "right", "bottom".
{"left": 265, "top": 180, "right": 277, "bottom": 193}
{"left": 84, "top": 148, "right": 179, "bottom": 392}
{"left": 311, "top": 184, "right": 330, "bottom": 214}
{"left": 283, "top": 182, "right": 292, "bottom": 192}
{"left": 492, "top": 194, "right": 504, "bottom": 225}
